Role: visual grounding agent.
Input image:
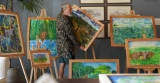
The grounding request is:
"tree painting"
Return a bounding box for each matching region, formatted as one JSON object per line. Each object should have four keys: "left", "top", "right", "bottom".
{"left": 128, "top": 40, "right": 160, "bottom": 66}
{"left": 72, "top": 62, "right": 117, "bottom": 78}
{"left": 29, "top": 19, "right": 57, "bottom": 57}
{"left": 111, "top": 16, "right": 156, "bottom": 47}
{"left": 33, "top": 53, "right": 48, "bottom": 63}
{"left": 0, "top": 14, "right": 24, "bottom": 56}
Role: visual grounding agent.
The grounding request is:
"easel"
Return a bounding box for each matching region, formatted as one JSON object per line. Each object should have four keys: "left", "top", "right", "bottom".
{"left": 0, "top": 6, "right": 29, "bottom": 83}
{"left": 29, "top": 9, "right": 58, "bottom": 83}
{"left": 85, "top": 43, "right": 96, "bottom": 59}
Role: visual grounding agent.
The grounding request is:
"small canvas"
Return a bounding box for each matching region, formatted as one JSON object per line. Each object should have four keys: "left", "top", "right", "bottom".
{"left": 125, "top": 38, "right": 160, "bottom": 68}
{"left": 0, "top": 10, "right": 25, "bottom": 57}
{"left": 69, "top": 59, "right": 119, "bottom": 79}
{"left": 30, "top": 50, "right": 52, "bottom": 67}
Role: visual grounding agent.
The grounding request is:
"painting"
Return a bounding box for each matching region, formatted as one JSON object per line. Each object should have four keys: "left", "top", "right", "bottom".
{"left": 69, "top": 59, "right": 119, "bottom": 79}
{"left": 27, "top": 17, "right": 57, "bottom": 59}
{"left": 107, "top": 0, "right": 131, "bottom": 3}
{"left": 30, "top": 50, "right": 52, "bottom": 67}
{"left": 80, "top": 6, "right": 105, "bottom": 21}
{"left": 99, "top": 74, "right": 160, "bottom": 83}
{"left": 80, "top": 0, "right": 104, "bottom": 4}
{"left": 0, "top": 10, "right": 25, "bottom": 57}
{"left": 110, "top": 16, "right": 157, "bottom": 47}
{"left": 125, "top": 38, "right": 160, "bottom": 68}
{"left": 72, "top": 5, "right": 104, "bottom": 51}
{"left": 107, "top": 6, "right": 131, "bottom": 20}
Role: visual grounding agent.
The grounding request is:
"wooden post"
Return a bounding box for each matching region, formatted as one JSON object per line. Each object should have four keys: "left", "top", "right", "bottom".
{"left": 85, "top": 43, "right": 96, "bottom": 59}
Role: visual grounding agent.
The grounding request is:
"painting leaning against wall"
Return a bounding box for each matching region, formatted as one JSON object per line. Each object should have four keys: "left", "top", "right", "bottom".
{"left": 0, "top": 10, "right": 25, "bottom": 57}
{"left": 125, "top": 38, "right": 160, "bottom": 68}
{"left": 27, "top": 17, "right": 57, "bottom": 59}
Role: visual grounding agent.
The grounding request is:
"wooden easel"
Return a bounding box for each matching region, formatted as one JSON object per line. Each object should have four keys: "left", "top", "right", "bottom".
{"left": 29, "top": 9, "right": 58, "bottom": 83}
{"left": 85, "top": 43, "right": 96, "bottom": 59}
{"left": 0, "top": 6, "right": 29, "bottom": 83}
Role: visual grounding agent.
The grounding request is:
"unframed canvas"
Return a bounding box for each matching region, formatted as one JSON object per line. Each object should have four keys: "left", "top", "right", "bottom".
{"left": 72, "top": 5, "right": 104, "bottom": 51}
{"left": 110, "top": 16, "right": 157, "bottom": 47}
{"left": 69, "top": 59, "right": 119, "bottom": 79}
{"left": 0, "top": 10, "right": 25, "bottom": 57}
{"left": 27, "top": 17, "right": 58, "bottom": 59}
{"left": 125, "top": 38, "right": 160, "bottom": 68}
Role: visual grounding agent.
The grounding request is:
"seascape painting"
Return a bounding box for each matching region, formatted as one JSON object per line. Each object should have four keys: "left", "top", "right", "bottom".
{"left": 125, "top": 38, "right": 160, "bottom": 68}
{"left": 69, "top": 59, "right": 119, "bottom": 78}
{"left": 28, "top": 18, "right": 57, "bottom": 58}
{"left": 110, "top": 16, "right": 156, "bottom": 47}
{"left": 72, "top": 5, "right": 104, "bottom": 51}
{"left": 0, "top": 11, "right": 25, "bottom": 56}
{"left": 108, "top": 75, "right": 160, "bottom": 83}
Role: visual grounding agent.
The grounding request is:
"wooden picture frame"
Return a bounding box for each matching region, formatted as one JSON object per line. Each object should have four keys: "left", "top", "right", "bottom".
{"left": 125, "top": 38, "right": 160, "bottom": 68}
{"left": 0, "top": 10, "right": 25, "bottom": 57}
{"left": 69, "top": 59, "right": 120, "bottom": 79}
{"left": 107, "top": 0, "right": 131, "bottom": 4}
{"left": 96, "top": 23, "right": 105, "bottom": 38}
{"left": 72, "top": 5, "right": 104, "bottom": 51}
{"left": 27, "top": 17, "right": 58, "bottom": 59}
{"left": 80, "top": 0, "right": 105, "bottom": 4}
{"left": 99, "top": 74, "right": 160, "bottom": 83}
{"left": 30, "top": 50, "right": 52, "bottom": 67}
{"left": 80, "top": 6, "right": 105, "bottom": 21}
{"left": 110, "top": 16, "right": 157, "bottom": 47}
{"left": 107, "top": 6, "right": 132, "bottom": 20}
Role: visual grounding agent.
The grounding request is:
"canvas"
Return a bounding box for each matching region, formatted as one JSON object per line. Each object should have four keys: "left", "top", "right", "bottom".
{"left": 69, "top": 59, "right": 119, "bottom": 79}
{"left": 0, "top": 10, "right": 25, "bottom": 57}
{"left": 99, "top": 74, "right": 160, "bottom": 83}
{"left": 30, "top": 50, "right": 52, "bottom": 67}
{"left": 27, "top": 17, "right": 57, "bottom": 59}
{"left": 110, "top": 16, "right": 157, "bottom": 47}
{"left": 72, "top": 5, "right": 104, "bottom": 51}
{"left": 125, "top": 38, "right": 160, "bottom": 68}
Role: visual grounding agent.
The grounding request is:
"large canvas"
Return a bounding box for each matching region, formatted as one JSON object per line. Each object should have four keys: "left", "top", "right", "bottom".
{"left": 72, "top": 5, "right": 104, "bottom": 51}
{"left": 110, "top": 16, "right": 156, "bottom": 47}
{"left": 99, "top": 74, "right": 160, "bottom": 83}
{"left": 125, "top": 38, "right": 160, "bottom": 68}
{"left": 69, "top": 59, "right": 119, "bottom": 79}
{"left": 27, "top": 17, "right": 57, "bottom": 59}
{"left": 0, "top": 10, "right": 25, "bottom": 57}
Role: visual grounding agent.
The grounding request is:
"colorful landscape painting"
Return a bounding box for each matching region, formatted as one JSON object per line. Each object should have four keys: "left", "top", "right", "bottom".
{"left": 33, "top": 53, "right": 48, "bottom": 64}
{"left": 108, "top": 75, "right": 160, "bottom": 83}
{"left": 28, "top": 18, "right": 57, "bottom": 58}
{"left": 110, "top": 16, "right": 156, "bottom": 47}
{"left": 69, "top": 59, "right": 119, "bottom": 78}
{"left": 125, "top": 39, "right": 160, "bottom": 68}
{"left": 0, "top": 12, "right": 24, "bottom": 56}
{"left": 72, "top": 5, "right": 104, "bottom": 51}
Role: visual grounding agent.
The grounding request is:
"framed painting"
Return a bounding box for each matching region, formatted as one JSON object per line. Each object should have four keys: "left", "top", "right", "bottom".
{"left": 72, "top": 5, "right": 104, "bottom": 51}
{"left": 96, "top": 23, "right": 105, "bottom": 38}
{"left": 30, "top": 50, "right": 52, "bottom": 67}
{"left": 99, "top": 74, "right": 160, "bottom": 83}
{"left": 110, "top": 16, "right": 157, "bottom": 47}
{"left": 27, "top": 17, "right": 57, "bottom": 59}
{"left": 125, "top": 38, "right": 160, "bottom": 68}
{"left": 69, "top": 59, "right": 120, "bottom": 79}
{"left": 107, "top": 6, "right": 132, "bottom": 20}
{"left": 107, "top": 0, "right": 131, "bottom": 4}
{"left": 80, "top": 6, "right": 105, "bottom": 21}
{"left": 0, "top": 10, "right": 25, "bottom": 57}
{"left": 80, "top": 0, "right": 104, "bottom": 4}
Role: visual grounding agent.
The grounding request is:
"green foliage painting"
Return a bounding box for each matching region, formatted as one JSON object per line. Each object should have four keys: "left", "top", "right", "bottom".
{"left": 111, "top": 17, "right": 156, "bottom": 46}
{"left": 128, "top": 40, "right": 160, "bottom": 66}
{"left": 29, "top": 19, "right": 57, "bottom": 57}
{"left": 72, "top": 62, "right": 117, "bottom": 78}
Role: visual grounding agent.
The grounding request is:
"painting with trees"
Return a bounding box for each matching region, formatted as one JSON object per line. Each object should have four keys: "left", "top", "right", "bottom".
{"left": 125, "top": 38, "right": 160, "bottom": 68}
{"left": 72, "top": 5, "right": 104, "bottom": 51}
{"left": 0, "top": 10, "right": 25, "bottom": 57}
{"left": 69, "top": 59, "right": 119, "bottom": 78}
{"left": 27, "top": 17, "right": 57, "bottom": 59}
{"left": 110, "top": 16, "right": 156, "bottom": 47}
